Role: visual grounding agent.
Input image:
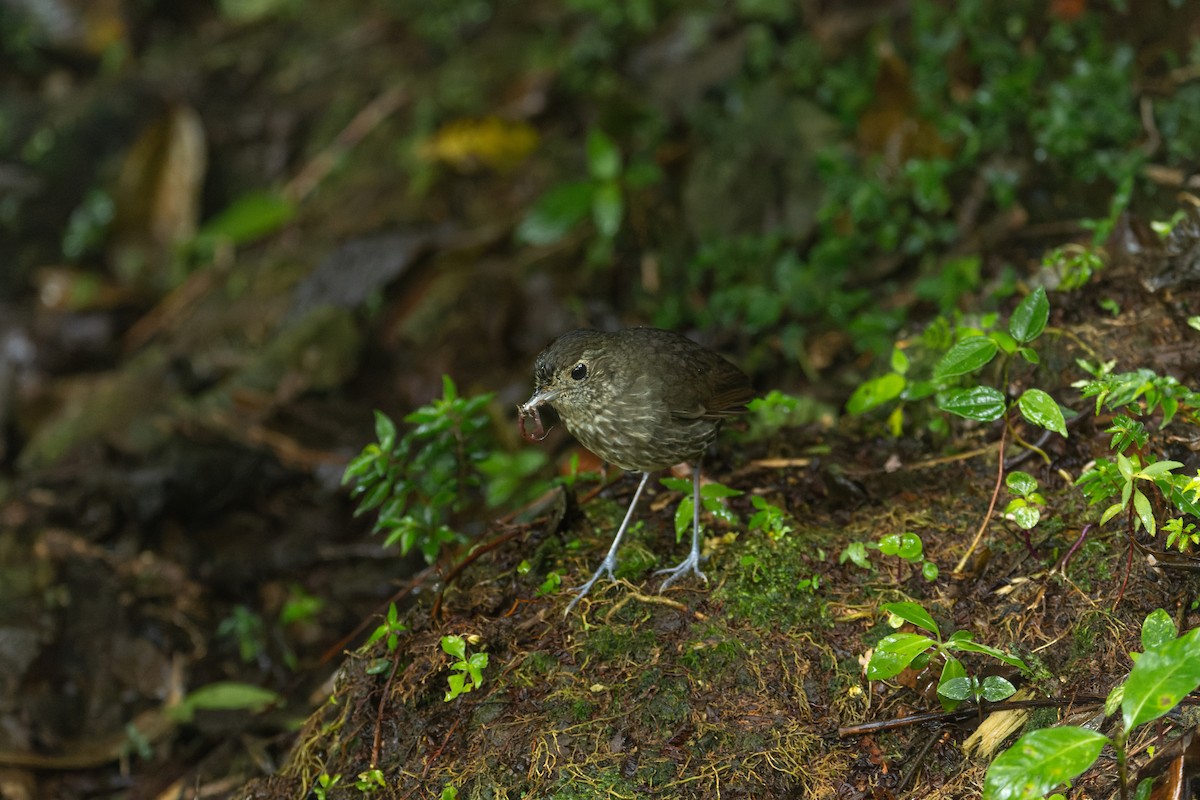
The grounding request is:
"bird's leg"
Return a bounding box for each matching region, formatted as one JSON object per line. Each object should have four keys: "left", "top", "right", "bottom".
{"left": 566, "top": 471, "right": 652, "bottom": 612}
{"left": 657, "top": 462, "right": 707, "bottom": 591}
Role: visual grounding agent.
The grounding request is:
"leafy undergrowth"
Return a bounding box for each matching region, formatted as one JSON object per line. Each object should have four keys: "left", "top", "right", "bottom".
{"left": 236, "top": 278, "right": 1200, "bottom": 799}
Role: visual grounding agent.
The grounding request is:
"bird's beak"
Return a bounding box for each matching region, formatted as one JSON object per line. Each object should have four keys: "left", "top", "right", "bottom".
{"left": 519, "top": 387, "right": 559, "bottom": 414}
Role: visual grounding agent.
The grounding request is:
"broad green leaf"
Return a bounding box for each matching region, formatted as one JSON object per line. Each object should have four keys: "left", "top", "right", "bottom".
{"left": 983, "top": 727, "right": 1108, "bottom": 800}
{"left": 990, "top": 330, "right": 1018, "bottom": 354}
{"left": 591, "top": 181, "right": 623, "bottom": 239}
{"left": 1141, "top": 609, "right": 1177, "bottom": 652}
{"left": 847, "top": 373, "right": 906, "bottom": 414}
{"left": 1017, "top": 389, "right": 1068, "bottom": 437}
{"left": 980, "top": 675, "right": 1017, "bottom": 701}
{"left": 674, "top": 496, "right": 695, "bottom": 543}
{"left": 1116, "top": 454, "right": 1134, "bottom": 480}
{"left": 938, "top": 675, "right": 973, "bottom": 701}
{"left": 947, "top": 639, "right": 1028, "bottom": 670}
{"left": 877, "top": 533, "right": 902, "bottom": 556}
{"left": 1009, "top": 286, "right": 1049, "bottom": 344}
{"left": 867, "top": 633, "right": 936, "bottom": 680}
{"left": 585, "top": 129, "right": 621, "bottom": 181}
{"left": 933, "top": 336, "right": 998, "bottom": 379}
{"left": 198, "top": 190, "right": 296, "bottom": 245}
{"left": 1123, "top": 625, "right": 1200, "bottom": 730}
{"left": 938, "top": 387, "right": 1006, "bottom": 421}
{"left": 1006, "top": 471, "right": 1038, "bottom": 496}
{"left": 441, "top": 635, "right": 466, "bottom": 660}
{"left": 895, "top": 532, "right": 923, "bottom": 560}
{"left": 700, "top": 483, "right": 744, "bottom": 499}
{"left": 881, "top": 602, "right": 940, "bottom": 637}
{"left": 1132, "top": 489, "right": 1155, "bottom": 536}
{"left": 890, "top": 347, "right": 910, "bottom": 374}
{"left": 840, "top": 541, "right": 870, "bottom": 569}
{"left": 1138, "top": 460, "right": 1183, "bottom": 478}
{"left": 660, "top": 477, "right": 692, "bottom": 493}
{"left": 1007, "top": 503, "right": 1040, "bottom": 530}
{"left": 516, "top": 181, "right": 594, "bottom": 245}
{"left": 169, "top": 682, "right": 280, "bottom": 722}
{"left": 938, "top": 657, "right": 968, "bottom": 710}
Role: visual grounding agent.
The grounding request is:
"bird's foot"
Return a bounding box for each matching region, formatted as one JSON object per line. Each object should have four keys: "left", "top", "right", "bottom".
{"left": 564, "top": 559, "right": 618, "bottom": 613}
{"left": 655, "top": 553, "right": 708, "bottom": 591}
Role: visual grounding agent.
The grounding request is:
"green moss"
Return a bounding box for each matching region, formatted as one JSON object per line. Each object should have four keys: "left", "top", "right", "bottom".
{"left": 716, "top": 533, "right": 833, "bottom": 629}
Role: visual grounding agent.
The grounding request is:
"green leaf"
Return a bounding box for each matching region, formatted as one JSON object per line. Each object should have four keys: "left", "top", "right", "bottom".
{"left": 881, "top": 602, "right": 940, "bottom": 636}
{"left": 591, "top": 181, "right": 623, "bottom": 240}
{"left": 895, "top": 532, "right": 923, "bottom": 560}
{"left": 937, "top": 386, "right": 1006, "bottom": 421}
{"left": 990, "top": 330, "right": 1018, "bottom": 354}
{"left": 342, "top": 450, "right": 380, "bottom": 483}
{"left": 374, "top": 411, "right": 397, "bottom": 452}
{"left": 938, "top": 676, "right": 973, "bottom": 701}
{"left": 937, "top": 657, "right": 968, "bottom": 710}
{"left": 700, "top": 483, "right": 744, "bottom": 499}
{"left": 1123, "top": 625, "right": 1200, "bottom": 730}
{"left": 980, "top": 675, "right": 1017, "bottom": 701}
{"left": 877, "top": 533, "right": 902, "bottom": 556}
{"left": 890, "top": 347, "right": 910, "bottom": 374}
{"left": 1017, "top": 346, "right": 1040, "bottom": 365}
{"left": 1132, "top": 489, "right": 1155, "bottom": 536}
{"left": 198, "top": 190, "right": 296, "bottom": 245}
{"left": 947, "top": 639, "right": 1028, "bottom": 671}
{"left": 674, "top": 495, "right": 695, "bottom": 543}
{"left": 867, "top": 633, "right": 936, "bottom": 680}
{"left": 1017, "top": 389, "right": 1068, "bottom": 437}
{"left": 983, "top": 727, "right": 1108, "bottom": 800}
{"left": 1006, "top": 471, "right": 1038, "bottom": 496}
{"left": 169, "top": 682, "right": 280, "bottom": 722}
{"left": 933, "top": 336, "right": 999, "bottom": 379}
{"left": 1009, "top": 287, "right": 1049, "bottom": 344}
{"left": 846, "top": 373, "right": 906, "bottom": 414}
{"left": 355, "top": 481, "right": 392, "bottom": 515}
{"left": 441, "top": 635, "right": 466, "bottom": 660}
{"left": 1099, "top": 503, "right": 1123, "bottom": 526}
{"left": 1141, "top": 609, "right": 1177, "bottom": 652}
{"left": 516, "top": 181, "right": 594, "bottom": 245}
{"left": 1139, "top": 460, "right": 1183, "bottom": 478}
{"left": 840, "top": 541, "right": 871, "bottom": 569}
{"left": 1007, "top": 502, "right": 1040, "bottom": 530}
{"left": 585, "top": 129, "right": 621, "bottom": 181}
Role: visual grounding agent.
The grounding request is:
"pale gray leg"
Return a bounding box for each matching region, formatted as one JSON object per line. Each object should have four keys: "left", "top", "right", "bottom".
{"left": 657, "top": 462, "right": 707, "bottom": 591}
{"left": 565, "top": 471, "right": 652, "bottom": 613}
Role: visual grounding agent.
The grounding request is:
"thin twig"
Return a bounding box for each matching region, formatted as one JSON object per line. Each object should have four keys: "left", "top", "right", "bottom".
{"left": 955, "top": 422, "right": 1008, "bottom": 574}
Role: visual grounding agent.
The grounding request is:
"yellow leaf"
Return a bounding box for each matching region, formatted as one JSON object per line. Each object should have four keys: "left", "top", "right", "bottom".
{"left": 419, "top": 117, "right": 538, "bottom": 172}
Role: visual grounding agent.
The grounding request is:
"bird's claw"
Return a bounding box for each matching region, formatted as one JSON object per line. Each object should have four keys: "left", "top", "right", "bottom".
{"left": 656, "top": 555, "right": 708, "bottom": 591}
{"left": 564, "top": 561, "right": 618, "bottom": 613}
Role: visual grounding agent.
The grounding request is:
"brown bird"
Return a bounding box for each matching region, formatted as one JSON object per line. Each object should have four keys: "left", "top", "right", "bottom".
{"left": 519, "top": 328, "right": 754, "bottom": 611}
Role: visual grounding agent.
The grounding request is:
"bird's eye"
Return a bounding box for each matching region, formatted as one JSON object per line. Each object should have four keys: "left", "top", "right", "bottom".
{"left": 571, "top": 363, "right": 588, "bottom": 380}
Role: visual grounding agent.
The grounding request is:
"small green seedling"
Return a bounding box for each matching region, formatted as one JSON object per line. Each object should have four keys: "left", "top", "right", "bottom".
{"left": 313, "top": 773, "right": 342, "bottom": 800}
{"left": 868, "top": 601, "right": 1027, "bottom": 712}
{"left": 661, "top": 477, "right": 742, "bottom": 543}
{"left": 841, "top": 532, "right": 938, "bottom": 582}
{"left": 1003, "top": 471, "right": 1046, "bottom": 531}
{"left": 442, "top": 635, "right": 488, "bottom": 701}
{"left": 984, "top": 609, "right": 1200, "bottom": 800}
{"left": 355, "top": 768, "right": 386, "bottom": 793}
